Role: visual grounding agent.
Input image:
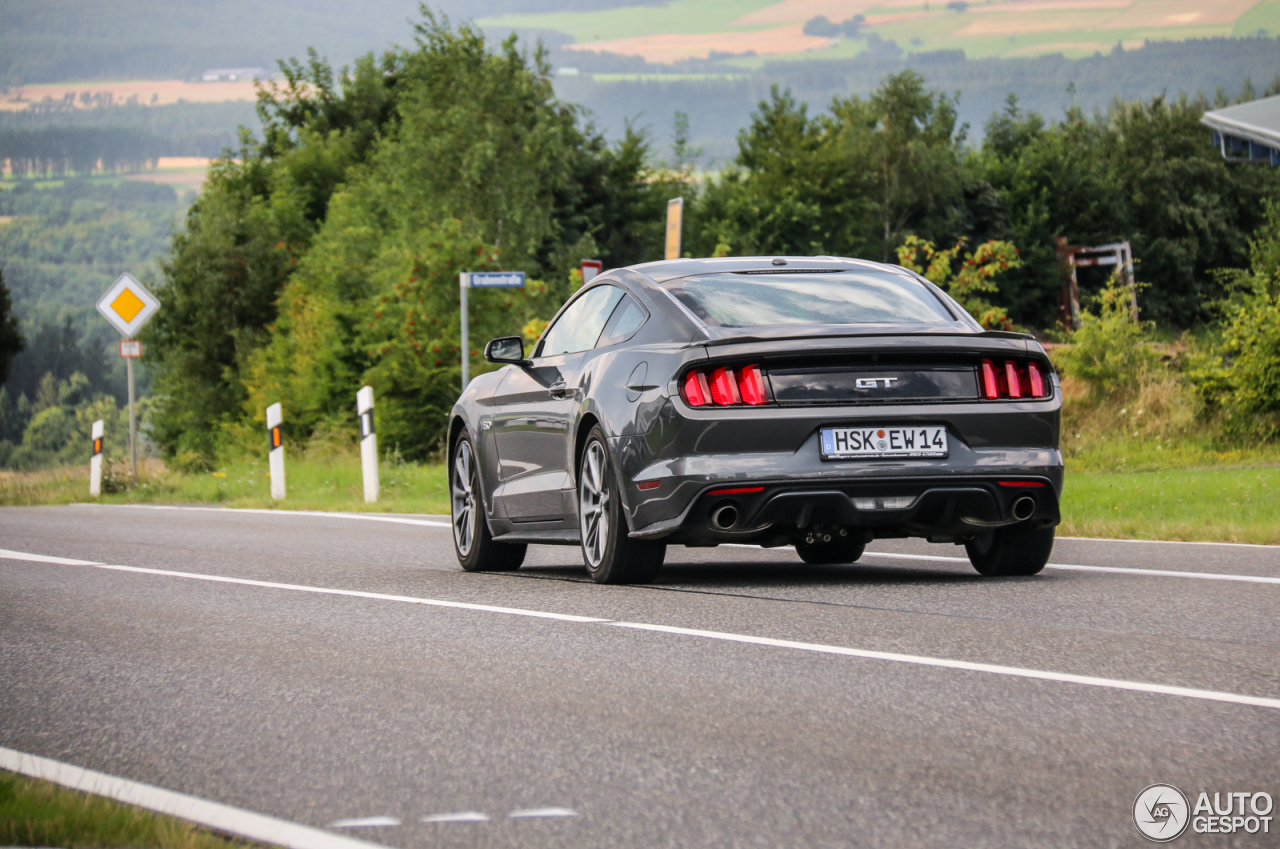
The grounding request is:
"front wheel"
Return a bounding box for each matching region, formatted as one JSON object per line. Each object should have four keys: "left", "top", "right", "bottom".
{"left": 451, "top": 434, "right": 526, "bottom": 572}
{"left": 578, "top": 427, "right": 665, "bottom": 584}
{"left": 965, "top": 524, "right": 1055, "bottom": 576}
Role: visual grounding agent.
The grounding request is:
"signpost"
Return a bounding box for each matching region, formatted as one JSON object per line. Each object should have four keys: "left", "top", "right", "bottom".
{"left": 665, "top": 198, "right": 683, "bottom": 260}
{"left": 459, "top": 271, "right": 526, "bottom": 390}
{"left": 95, "top": 273, "right": 160, "bottom": 478}
{"left": 581, "top": 259, "right": 602, "bottom": 285}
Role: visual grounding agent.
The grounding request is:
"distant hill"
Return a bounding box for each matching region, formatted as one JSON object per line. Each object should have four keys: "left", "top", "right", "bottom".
{"left": 0, "top": 0, "right": 656, "bottom": 87}
{"left": 486, "top": 0, "right": 1280, "bottom": 64}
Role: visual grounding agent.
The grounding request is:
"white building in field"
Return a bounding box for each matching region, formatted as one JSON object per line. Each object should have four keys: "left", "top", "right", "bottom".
{"left": 201, "top": 68, "right": 268, "bottom": 82}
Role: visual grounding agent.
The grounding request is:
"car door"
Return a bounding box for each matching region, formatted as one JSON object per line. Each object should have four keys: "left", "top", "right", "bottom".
{"left": 491, "top": 284, "right": 625, "bottom": 523}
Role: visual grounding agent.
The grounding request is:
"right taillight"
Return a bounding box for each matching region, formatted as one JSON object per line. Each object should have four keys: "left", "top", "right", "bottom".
{"left": 681, "top": 364, "right": 772, "bottom": 407}
{"left": 981, "top": 359, "right": 1050, "bottom": 400}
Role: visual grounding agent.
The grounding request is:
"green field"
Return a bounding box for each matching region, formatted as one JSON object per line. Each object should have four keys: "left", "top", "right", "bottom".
{"left": 482, "top": 0, "right": 1280, "bottom": 63}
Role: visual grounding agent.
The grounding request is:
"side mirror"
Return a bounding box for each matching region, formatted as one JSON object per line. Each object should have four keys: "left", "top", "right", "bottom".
{"left": 484, "top": 336, "right": 527, "bottom": 365}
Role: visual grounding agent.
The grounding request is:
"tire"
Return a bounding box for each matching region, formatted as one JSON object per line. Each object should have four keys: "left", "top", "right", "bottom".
{"left": 578, "top": 427, "right": 666, "bottom": 584}
{"left": 795, "top": 534, "right": 866, "bottom": 565}
{"left": 965, "top": 524, "right": 1055, "bottom": 576}
{"left": 451, "top": 433, "right": 526, "bottom": 572}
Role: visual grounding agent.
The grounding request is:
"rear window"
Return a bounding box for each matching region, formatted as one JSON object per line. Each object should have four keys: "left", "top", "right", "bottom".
{"left": 662, "top": 270, "right": 957, "bottom": 328}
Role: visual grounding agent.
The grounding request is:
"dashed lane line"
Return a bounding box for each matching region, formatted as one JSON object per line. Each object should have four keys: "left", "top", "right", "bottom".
{"left": 3, "top": 547, "right": 1280, "bottom": 712}
{"left": 0, "top": 746, "right": 387, "bottom": 849}
{"left": 328, "top": 817, "right": 400, "bottom": 828}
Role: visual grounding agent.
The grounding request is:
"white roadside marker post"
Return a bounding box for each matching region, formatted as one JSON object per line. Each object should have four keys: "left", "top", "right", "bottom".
{"left": 266, "top": 402, "right": 285, "bottom": 500}
{"left": 89, "top": 420, "right": 104, "bottom": 497}
{"left": 357, "top": 386, "right": 378, "bottom": 503}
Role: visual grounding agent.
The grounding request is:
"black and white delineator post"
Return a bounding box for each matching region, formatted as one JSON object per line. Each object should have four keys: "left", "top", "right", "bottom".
{"left": 89, "top": 419, "right": 104, "bottom": 497}
{"left": 266, "top": 402, "right": 285, "bottom": 500}
{"left": 357, "top": 385, "right": 378, "bottom": 503}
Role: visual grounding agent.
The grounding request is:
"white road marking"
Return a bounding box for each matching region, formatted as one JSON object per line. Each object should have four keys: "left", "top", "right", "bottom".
{"left": 75, "top": 503, "right": 452, "bottom": 529}
{"left": 421, "top": 811, "right": 490, "bottom": 823}
{"left": 722, "top": 544, "right": 1280, "bottom": 585}
{"left": 861, "top": 551, "right": 1280, "bottom": 585}
{"left": 0, "top": 746, "right": 387, "bottom": 849}
{"left": 1060, "top": 535, "right": 1279, "bottom": 550}
{"left": 606, "top": 621, "right": 1280, "bottom": 711}
{"left": 0, "top": 549, "right": 608, "bottom": 624}
{"left": 509, "top": 807, "right": 579, "bottom": 818}
{"left": 5, "top": 547, "right": 1280, "bottom": 711}
{"left": 328, "top": 816, "right": 400, "bottom": 828}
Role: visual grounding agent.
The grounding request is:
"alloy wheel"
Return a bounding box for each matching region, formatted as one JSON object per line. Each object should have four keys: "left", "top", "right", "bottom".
{"left": 452, "top": 440, "right": 477, "bottom": 557}
{"left": 579, "top": 440, "right": 611, "bottom": 568}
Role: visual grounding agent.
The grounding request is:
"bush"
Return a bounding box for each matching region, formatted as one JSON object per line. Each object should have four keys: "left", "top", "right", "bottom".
{"left": 1056, "top": 276, "right": 1158, "bottom": 396}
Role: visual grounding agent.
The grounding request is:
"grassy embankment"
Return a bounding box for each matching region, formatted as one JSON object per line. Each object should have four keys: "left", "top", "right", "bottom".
{"left": 0, "top": 769, "right": 258, "bottom": 849}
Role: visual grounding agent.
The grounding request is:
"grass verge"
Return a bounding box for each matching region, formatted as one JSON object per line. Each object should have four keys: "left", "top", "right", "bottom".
{"left": 2, "top": 448, "right": 1277, "bottom": 546}
{"left": 1059, "top": 465, "right": 1280, "bottom": 545}
{"left": 0, "top": 454, "right": 450, "bottom": 514}
{"left": 0, "top": 769, "right": 260, "bottom": 849}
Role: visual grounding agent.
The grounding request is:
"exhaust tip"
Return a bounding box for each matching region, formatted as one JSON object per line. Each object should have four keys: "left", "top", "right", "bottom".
{"left": 711, "top": 503, "right": 739, "bottom": 530}
{"left": 1011, "top": 496, "right": 1036, "bottom": 521}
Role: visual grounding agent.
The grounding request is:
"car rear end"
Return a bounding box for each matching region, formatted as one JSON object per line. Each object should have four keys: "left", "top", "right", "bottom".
{"left": 620, "top": 261, "right": 1062, "bottom": 550}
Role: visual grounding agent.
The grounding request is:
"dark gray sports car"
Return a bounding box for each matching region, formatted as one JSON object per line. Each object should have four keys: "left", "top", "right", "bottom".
{"left": 448, "top": 256, "right": 1062, "bottom": 583}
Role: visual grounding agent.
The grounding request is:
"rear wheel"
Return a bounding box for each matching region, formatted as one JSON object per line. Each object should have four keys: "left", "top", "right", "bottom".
{"left": 965, "top": 524, "right": 1054, "bottom": 576}
{"left": 795, "top": 534, "right": 866, "bottom": 565}
{"left": 451, "top": 434, "right": 526, "bottom": 572}
{"left": 578, "top": 427, "right": 665, "bottom": 584}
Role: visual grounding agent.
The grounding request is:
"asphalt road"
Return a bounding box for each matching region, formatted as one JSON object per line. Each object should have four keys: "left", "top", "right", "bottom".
{"left": 2, "top": 504, "right": 1279, "bottom": 848}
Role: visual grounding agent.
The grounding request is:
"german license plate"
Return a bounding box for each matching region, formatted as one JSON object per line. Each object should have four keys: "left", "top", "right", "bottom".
{"left": 820, "top": 426, "right": 948, "bottom": 459}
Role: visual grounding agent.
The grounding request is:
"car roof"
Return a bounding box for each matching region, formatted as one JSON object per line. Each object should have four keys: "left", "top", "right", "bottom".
{"left": 626, "top": 256, "right": 903, "bottom": 284}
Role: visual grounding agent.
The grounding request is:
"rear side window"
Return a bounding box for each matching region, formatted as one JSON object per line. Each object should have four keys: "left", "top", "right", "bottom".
{"left": 662, "top": 271, "right": 957, "bottom": 327}
{"left": 539, "top": 284, "right": 625, "bottom": 356}
{"left": 596, "top": 293, "right": 648, "bottom": 348}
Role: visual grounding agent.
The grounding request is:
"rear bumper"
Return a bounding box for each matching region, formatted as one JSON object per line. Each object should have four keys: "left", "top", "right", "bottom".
{"left": 632, "top": 475, "right": 1059, "bottom": 545}
{"left": 650, "top": 473, "right": 1059, "bottom": 540}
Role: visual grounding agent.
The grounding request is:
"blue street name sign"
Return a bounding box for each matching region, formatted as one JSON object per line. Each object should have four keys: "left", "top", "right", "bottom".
{"left": 467, "top": 271, "right": 526, "bottom": 289}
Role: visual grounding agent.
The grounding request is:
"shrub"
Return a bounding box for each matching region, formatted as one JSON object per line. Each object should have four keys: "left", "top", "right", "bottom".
{"left": 1056, "top": 275, "right": 1159, "bottom": 396}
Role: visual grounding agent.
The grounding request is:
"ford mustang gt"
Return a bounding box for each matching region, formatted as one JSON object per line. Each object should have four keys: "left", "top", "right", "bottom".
{"left": 448, "top": 256, "right": 1062, "bottom": 583}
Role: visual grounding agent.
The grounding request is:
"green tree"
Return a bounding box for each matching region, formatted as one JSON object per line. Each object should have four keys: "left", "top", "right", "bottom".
{"left": 144, "top": 48, "right": 407, "bottom": 464}
{"left": 0, "top": 269, "right": 23, "bottom": 385}
{"left": 243, "top": 12, "right": 657, "bottom": 458}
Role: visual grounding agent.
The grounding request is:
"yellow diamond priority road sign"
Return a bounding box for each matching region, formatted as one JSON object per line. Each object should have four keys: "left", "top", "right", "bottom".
{"left": 96, "top": 273, "right": 160, "bottom": 337}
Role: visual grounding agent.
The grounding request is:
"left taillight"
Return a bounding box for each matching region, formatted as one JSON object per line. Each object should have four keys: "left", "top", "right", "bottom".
{"left": 682, "top": 364, "right": 771, "bottom": 407}
{"left": 981, "top": 359, "right": 1051, "bottom": 400}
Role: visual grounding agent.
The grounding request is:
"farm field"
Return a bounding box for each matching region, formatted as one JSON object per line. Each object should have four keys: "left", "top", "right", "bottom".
{"left": 482, "top": 0, "right": 1280, "bottom": 63}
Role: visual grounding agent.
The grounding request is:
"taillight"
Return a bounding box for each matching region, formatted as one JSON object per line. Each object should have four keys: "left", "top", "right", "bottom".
{"left": 683, "top": 371, "right": 709, "bottom": 407}
{"left": 681, "top": 364, "right": 772, "bottom": 407}
{"left": 980, "top": 359, "right": 1050, "bottom": 400}
{"left": 708, "top": 367, "right": 741, "bottom": 405}
{"left": 981, "top": 360, "right": 1000, "bottom": 400}
{"left": 737, "top": 365, "right": 768, "bottom": 405}
{"left": 1027, "top": 362, "right": 1045, "bottom": 397}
